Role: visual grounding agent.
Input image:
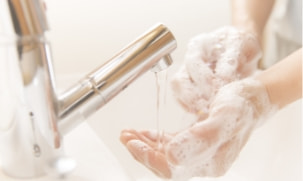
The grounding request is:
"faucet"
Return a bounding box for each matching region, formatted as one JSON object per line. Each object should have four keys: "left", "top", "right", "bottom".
{"left": 0, "top": 0, "right": 176, "bottom": 178}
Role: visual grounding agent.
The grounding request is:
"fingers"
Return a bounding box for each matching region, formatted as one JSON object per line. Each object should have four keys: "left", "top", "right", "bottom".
{"left": 120, "top": 129, "right": 138, "bottom": 145}
{"left": 171, "top": 66, "right": 213, "bottom": 115}
{"left": 237, "top": 34, "right": 262, "bottom": 76}
{"left": 185, "top": 57, "right": 216, "bottom": 93}
{"left": 140, "top": 130, "right": 174, "bottom": 144}
{"left": 120, "top": 129, "right": 157, "bottom": 148}
{"left": 120, "top": 129, "right": 173, "bottom": 178}
{"left": 241, "top": 33, "right": 262, "bottom": 63}
{"left": 120, "top": 129, "right": 173, "bottom": 147}
{"left": 210, "top": 138, "right": 238, "bottom": 176}
{"left": 184, "top": 33, "right": 219, "bottom": 89}
{"left": 126, "top": 140, "right": 172, "bottom": 178}
{"left": 165, "top": 121, "right": 220, "bottom": 166}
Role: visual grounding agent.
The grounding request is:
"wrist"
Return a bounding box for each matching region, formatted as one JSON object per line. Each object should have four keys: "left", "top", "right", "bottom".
{"left": 255, "top": 49, "right": 302, "bottom": 109}
{"left": 237, "top": 78, "right": 278, "bottom": 127}
{"left": 232, "top": 22, "right": 262, "bottom": 46}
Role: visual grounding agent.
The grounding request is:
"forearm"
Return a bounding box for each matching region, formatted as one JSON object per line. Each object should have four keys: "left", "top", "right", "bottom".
{"left": 230, "top": 0, "right": 275, "bottom": 43}
{"left": 256, "top": 48, "right": 302, "bottom": 108}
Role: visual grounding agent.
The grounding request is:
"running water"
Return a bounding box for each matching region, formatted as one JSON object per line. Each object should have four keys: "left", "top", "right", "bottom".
{"left": 154, "top": 71, "right": 168, "bottom": 150}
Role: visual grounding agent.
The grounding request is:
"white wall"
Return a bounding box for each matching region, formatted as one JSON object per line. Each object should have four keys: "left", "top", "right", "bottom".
{"left": 44, "top": 0, "right": 230, "bottom": 74}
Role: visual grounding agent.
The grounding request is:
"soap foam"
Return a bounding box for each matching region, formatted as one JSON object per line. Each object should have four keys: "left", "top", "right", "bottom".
{"left": 165, "top": 27, "right": 275, "bottom": 180}
{"left": 171, "top": 26, "right": 262, "bottom": 118}
{"left": 168, "top": 78, "right": 277, "bottom": 180}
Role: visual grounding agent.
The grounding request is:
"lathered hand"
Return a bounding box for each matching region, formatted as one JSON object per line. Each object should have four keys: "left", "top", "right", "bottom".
{"left": 171, "top": 26, "right": 261, "bottom": 117}
{"left": 120, "top": 78, "right": 277, "bottom": 180}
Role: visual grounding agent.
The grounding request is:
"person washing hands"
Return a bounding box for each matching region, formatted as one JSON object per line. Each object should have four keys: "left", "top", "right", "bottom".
{"left": 120, "top": 0, "right": 302, "bottom": 180}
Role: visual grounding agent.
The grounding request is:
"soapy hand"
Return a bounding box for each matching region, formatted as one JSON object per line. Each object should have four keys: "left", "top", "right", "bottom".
{"left": 171, "top": 26, "right": 262, "bottom": 117}
{"left": 120, "top": 78, "right": 277, "bottom": 180}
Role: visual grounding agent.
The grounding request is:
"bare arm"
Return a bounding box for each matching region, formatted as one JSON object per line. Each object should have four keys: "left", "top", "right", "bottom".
{"left": 257, "top": 48, "right": 302, "bottom": 108}
{"left": 230, "top": 0, "right": 276, "bottom": 43}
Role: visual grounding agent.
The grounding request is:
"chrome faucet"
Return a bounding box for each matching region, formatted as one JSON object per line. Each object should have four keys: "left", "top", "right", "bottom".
{"left": 0, "top": 0, "right": 176, "bottom": 178}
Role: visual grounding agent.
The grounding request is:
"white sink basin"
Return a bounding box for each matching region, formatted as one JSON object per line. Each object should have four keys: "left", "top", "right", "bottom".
{"left": 0, "top": 123, "right": 131, "bottom": 181}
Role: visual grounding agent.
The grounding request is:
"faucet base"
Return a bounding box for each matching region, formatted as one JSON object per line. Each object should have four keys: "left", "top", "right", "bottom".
{"left": 0, "top": 107, "right": 64, "bottom": 179}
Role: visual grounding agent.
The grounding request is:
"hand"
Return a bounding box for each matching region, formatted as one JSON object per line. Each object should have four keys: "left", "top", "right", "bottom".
{"left": 171, "top": 26, "right": 262, "bottom": 117}
{"left": 120, "top": 78, "right": 277, "bottom": 180}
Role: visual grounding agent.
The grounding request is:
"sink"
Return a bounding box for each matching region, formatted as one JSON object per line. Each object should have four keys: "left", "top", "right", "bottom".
{"left": 0, "top": 123, "right": 131, "bottom": 181}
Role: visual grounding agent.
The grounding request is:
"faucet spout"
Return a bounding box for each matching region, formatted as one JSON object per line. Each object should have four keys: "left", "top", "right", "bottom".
{"left": 58, "top": 24, "right": 177, "bottom": 134}
{"left": 151, "top": 54, "right": 173, "bottom": 72}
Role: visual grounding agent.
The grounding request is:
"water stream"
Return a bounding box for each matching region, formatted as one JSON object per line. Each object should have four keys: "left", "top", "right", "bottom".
{"left": 154, "top": 71, "right": 168, "bottom": 150}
